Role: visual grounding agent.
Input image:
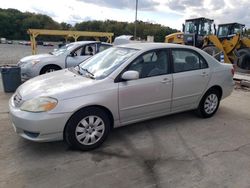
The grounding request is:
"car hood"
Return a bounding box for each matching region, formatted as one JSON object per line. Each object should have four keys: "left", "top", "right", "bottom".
{"left": 20, "top": 54, "right": 54, "bottom": 62}
{"left": 17, "top": 69, "right": 99, "bottom": 100}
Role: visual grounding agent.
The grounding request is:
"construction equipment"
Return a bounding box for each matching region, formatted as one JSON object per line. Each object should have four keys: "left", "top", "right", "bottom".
{"left": 165, "top": 17, "right": 250, "bottom": 70}
{"left": 164, "top": 32, "right": 184, "bottom": 44}
{"left": 216, "top": 23, "right": 250, "bottom": 69}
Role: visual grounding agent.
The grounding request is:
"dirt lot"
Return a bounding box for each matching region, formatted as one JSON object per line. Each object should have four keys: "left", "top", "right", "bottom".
{"left": 0, "top": 78, "right": 250, "bottom": 187}
{"left": 0, "top": 44, "right": 250, "bottom": 187}
{"left": 0, "top": 43, "right": 53, "bottom": 65}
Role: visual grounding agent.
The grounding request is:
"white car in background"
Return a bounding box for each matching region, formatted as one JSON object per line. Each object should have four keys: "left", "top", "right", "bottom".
{"left": 17, "top": 41, "right": 112, "bottom": 80}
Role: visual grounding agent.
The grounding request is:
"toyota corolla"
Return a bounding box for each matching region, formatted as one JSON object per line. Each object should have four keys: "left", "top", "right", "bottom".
{"left": 9, "top": 43, "right": 234, "bottom": 151}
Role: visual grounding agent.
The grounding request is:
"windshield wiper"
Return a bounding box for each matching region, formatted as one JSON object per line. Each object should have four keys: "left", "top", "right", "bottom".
{"left": 82, "top": 68, "right": 94, "bottom": 77}
{"left": 77, "top": 65, "right": 95, "bottom": 79}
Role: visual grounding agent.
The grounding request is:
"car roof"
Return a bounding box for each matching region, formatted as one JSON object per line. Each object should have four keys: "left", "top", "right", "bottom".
{"left": 71, "top": 41, "right": 112, "bottom": 46}
{"left": 117, "top": 42, "right": 200, "bottom": 51}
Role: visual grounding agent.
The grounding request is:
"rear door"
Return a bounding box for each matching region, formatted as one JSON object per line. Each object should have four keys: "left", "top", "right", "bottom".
{"left": 171, "top": 49, "right": 210, "bottom": 112}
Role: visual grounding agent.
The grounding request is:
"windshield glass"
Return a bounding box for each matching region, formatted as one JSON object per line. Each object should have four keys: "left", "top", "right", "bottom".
{"left": 78, "top": 47, "right": 138, "bottom": 80}
{"left": 233, "top": 25, "right": 243, "bottom": 35}
{"left": 185, "top": 20, "right": 212, "bottom": 35}
{"left": 51, "top": 43, "right": 75, "bottom": 56}
{"left": 198, "top": 21, "right": 212, "bottom": 35}
{"left": 185, "top": 21, "right": 196, "bottom": 34}
{"left": 218, "top": 25, "right": 229, "bottom": 37}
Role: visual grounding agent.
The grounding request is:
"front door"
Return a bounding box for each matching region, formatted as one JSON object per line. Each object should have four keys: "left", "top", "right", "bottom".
{"left": 66, "top": 44, "right": 96, "bottom": 67}
{"left": 118, "top": 49, "right": 173, "bottom": 124}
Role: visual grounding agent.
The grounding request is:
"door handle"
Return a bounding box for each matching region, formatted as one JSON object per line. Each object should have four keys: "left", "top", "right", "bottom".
{"left": 161, "top": 78, "right": 171, "bottom": 84}
{"left": 201, "top": 72, "right": 209, "bottom": 77}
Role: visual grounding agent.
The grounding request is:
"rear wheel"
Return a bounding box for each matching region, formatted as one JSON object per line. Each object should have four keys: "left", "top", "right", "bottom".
{"left": 197, "top": 89, "right": 220, "bottom": 118}
{"left": 64, "top": 107, "right": 111, "bottom": 151}
{"left": 202, "top": 46, "right": 221, "bottom": 61}
{"left": 40, "top": 65, "right": 61, "bottom": 75}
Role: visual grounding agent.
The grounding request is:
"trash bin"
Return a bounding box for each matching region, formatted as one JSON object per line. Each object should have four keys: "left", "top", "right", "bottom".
{"left": 0, "top": 65, "right": 21, "bottom": 92}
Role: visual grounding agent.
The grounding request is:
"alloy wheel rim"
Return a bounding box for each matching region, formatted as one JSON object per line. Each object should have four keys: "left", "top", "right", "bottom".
{"left": 75, "top": 115, "right": 105, "bottom": 145}
{"left": 204, "top": 94, "right": 218, "bottom": 114}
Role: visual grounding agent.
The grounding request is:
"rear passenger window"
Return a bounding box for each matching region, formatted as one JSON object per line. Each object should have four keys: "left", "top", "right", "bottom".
{"left": 172, "top": 49, "right": 208, "bottom": 73}
{"left": 99, "top": 44, "right": 111, "bottom": 52}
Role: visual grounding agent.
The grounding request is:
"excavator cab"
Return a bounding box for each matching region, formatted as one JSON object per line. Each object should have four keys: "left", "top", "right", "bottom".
{"left": 183, "top": 17, "right": 214, "bottom": 48}
{"left": 217, "top": 23, "right": 245, "bottom": 39}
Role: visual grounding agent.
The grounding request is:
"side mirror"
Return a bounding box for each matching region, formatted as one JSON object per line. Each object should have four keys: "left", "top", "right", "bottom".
{"left": 69, "top": 52, "right": 77, "bottom": 57}
{"left": 121, "top": 71, "right": 139, "bottom": 81}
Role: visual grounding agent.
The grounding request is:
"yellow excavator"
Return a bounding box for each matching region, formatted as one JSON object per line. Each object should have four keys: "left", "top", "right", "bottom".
{"left": 165, "top": 17, "right": 250, "bottom": 70}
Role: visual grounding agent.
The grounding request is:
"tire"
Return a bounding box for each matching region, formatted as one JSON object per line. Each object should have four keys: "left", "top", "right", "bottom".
{"left": 40, "top": 65, "right": 61, "bottom": 75}
{"left": 237, "top": 49, "right": 250, "bottom": 70}
{"left": 202, "top": 46, "right": 221, "bottom": 61}
{"left": 196, "top": 89, "right": 221, "bottom": 118}
{"left": 64, "top": 107, "right": 111, "bottom": 151}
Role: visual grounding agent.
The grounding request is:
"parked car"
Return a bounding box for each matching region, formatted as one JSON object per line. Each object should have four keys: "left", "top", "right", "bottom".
{"left": 7, "top": 40, "right": 13, "bottom": 44}
{"left": 0, "top": 38, "right": 7, "bottom": 44}
{"left": 17, "top": 41, "right": 112, "bottom": 80}
{"left": 9, "top": 43, "right": 234, "bottom": 151}
{"left": 43, "top": 42, "right": 54, "bottom": 47}
{"left": 36, "top": 41, "right": 44, "bottom": 45}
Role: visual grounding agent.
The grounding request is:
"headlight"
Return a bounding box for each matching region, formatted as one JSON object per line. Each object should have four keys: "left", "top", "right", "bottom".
{"left": 32, "top": 60, "right": 40, "bottom": 65}
{"left": 17, "top": 60, "right": 24, "bottom": 66}
{"left": 20, "top": 97, "right": 58, "bottom": 112}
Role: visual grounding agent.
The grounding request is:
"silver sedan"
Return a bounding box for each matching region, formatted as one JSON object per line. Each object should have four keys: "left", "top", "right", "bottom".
{"left": 9, "top": 43, "right": 234, "bottom": 151}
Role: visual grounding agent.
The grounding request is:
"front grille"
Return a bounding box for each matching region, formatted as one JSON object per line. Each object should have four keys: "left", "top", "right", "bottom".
{"left": 13, "top": 93, "right": 22, "bottom": 107}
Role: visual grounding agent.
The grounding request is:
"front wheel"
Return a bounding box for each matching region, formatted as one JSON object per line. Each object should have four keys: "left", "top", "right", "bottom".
{"left": 64, "top": 107, "right": 111, "bottom": 151}
{"left": 196, "top": 89, "right": 220, "bottom": 118}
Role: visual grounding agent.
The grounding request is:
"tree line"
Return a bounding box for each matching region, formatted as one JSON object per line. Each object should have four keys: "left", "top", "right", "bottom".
{"left": 0, "top": 8, "right": 178, "bottom": 42}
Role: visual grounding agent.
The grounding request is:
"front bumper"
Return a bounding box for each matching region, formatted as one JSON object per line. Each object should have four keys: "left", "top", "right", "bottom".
{"left": 9, "top": 97, "right": 72, "bottom": 142}
{"left": 18, "top": 62, "right": 39, "bottom": 81}
{"left": 20, "top": 66, "right": 33, "bottom": 81}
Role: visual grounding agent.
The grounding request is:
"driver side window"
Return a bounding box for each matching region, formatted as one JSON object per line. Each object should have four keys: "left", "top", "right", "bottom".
{"left": 72, "top": 46, "right": 85, "bottom": 56}
{"left": 127, "top": 50, "right": 169, "bottom": 79}
{"left": 71, "top": 45, "right": 96, "bottom": 56}
{"left": 85, "top": 44, "right": 96, "bottom": 55}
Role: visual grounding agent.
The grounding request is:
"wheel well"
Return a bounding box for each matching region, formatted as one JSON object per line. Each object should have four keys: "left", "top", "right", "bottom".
{"left": 40, "top": 64, "right": 62, "bottom": 74}
{"left": 64, "top": 105, "right": 114, "bottom": 134}
{"left": 207, "top": 85, "right": 223, "bottom": 99}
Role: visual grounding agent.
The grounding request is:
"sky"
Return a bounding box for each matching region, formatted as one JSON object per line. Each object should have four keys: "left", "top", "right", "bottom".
{"left": 1, "top": 0, "right": 250, "bottom": 30}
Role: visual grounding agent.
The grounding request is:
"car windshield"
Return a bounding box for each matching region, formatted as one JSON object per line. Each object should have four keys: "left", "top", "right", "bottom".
{"left": 51, "top": 43, "right": 75, "bottom": 56}
{"left": 78, "top": 47, "right": 138, "bottom": 80}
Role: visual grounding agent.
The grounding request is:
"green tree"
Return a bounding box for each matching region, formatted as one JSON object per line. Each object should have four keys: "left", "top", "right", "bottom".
{"left": 0, "top": 8, "right": 179, "bottom": 42}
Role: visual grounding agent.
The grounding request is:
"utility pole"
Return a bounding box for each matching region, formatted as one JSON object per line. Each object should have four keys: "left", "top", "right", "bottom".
{"left": 134, "top": 0, "right": 138, "bottom": 40}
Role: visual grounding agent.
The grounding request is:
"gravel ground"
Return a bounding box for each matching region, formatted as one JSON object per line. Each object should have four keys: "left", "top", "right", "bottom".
{"left": 0, "top": 43, "right": 54, "bottom": 65}
{"left": 0, "top": 87, "right": 250, "bottom": 187}
{"left": 0, "top": 44, "right": 250, "bottom": 187}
